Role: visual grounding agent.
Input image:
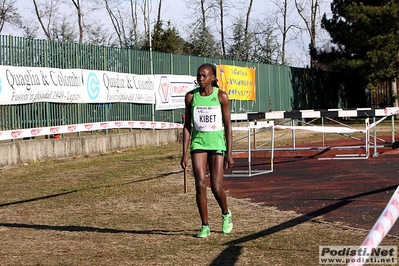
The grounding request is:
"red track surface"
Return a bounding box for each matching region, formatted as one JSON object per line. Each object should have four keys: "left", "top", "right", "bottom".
{"left": 223, "top": 136, "right": 399, "bottom": 237}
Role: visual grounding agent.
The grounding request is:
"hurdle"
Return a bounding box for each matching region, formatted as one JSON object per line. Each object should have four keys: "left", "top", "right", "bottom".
{"left": 224, "top": 121, "right": 274, "bottom": 177}
{"left": 274, "top": 118, "right": 371, "bottom": 160}
{"left": 243, "top": 108, "right": 399, "bottom": 158}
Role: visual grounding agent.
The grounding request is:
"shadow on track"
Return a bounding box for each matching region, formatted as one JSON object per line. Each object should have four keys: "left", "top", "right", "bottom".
{"left": 209, "top": 185, "right": 398, "bottom": 266}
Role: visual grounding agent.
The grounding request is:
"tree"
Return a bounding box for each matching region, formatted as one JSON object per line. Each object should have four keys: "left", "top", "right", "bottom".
{"left": 92, "top": 0, "right": 143, "bottom": 48}
{"left": 127, "top": 0, "right": 141, "bottom": 49}
{"left": 212, "top": 0, "right": 235, "bottom": 58}
{"left": 272, "top": 0, "right": 301, "bottom": 65}
{"left": 52, "top": 16, "right": 76, "bottom": 42}
{"left": 319, "top": 1, "right": 399, "bottom": 107}
{"left": 189, "top": 25, "right": 220, "bottom": 57}
{"left": 227, "top": 18, "right": 247, "bottom": 61}
{"left": 217, "top": 0, "right": 226, "bottom": 57}
{"left": 85, "top": 23, "right": 111, "bottom": 46}
{"left": 30, "top": 0, "right": 79, "bottom": 42}
{"left": 140, "top": 0, "right": 187, "bottom": 54}
{"left": 294, "top": 0, "right": 321, "bottom": 68}
{"left": 104, "top": 0, "right": 124, "bottom": 47}
{"left": 226, "top": 0, "right": 253, "bottom": 61}
{"left": 226, "top": 1, "right": 279, "bottom": 64}
{"left": 19, "top": 19, "right": 39, "bottom": 38}
{"left": 225, "top": 0, "right": 253, "bottom": 62}
{"left": 142, "top": 0, "right": 150, "bottom": 48}
{"left": 150, "top": 0, "right": 163, "bottom": 51}
{"left": 243, "top": 0, "right": 253, "bottom": 62}
{"left": 32, "top": 0, "right": 58, "bottom": 40}
{"left": 227, "top": 17, "right": 280, "bottom": 64}
{"left": 250, "top": 19, "right": 280, "bottom": 64}
{"left": 71, "top": 0, "right": 83, "bottom": 43}
{"left": 153, "top": 21, "right": 188, "bottom": 54}
{"left": 0, "top": 0, "right": 21, "bottom": 33}
{"left": 184, "top": 0, "right": 219, "bottom": 57}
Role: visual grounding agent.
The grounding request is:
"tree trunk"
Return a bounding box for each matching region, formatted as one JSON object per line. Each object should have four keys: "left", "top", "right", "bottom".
{"left": 32, "top": 0, "right": 51, "bottom": 40}
{"left": 244, "top": 0, "right": 253, "bottom": 62}
{"left": 219, "top": 0, "right": 226, "bottom": 57}
{"left": 200, "top": 0, "right": 206, "bottom": 29}
{"left": 281, "top": 0, "right": 287, "bottom": 65}
{"left": 104, "top": 0, "right": 123, "bottom": 47}
{"left": 129, "top": 0, "right": 139, "bottom": 47}
{"left": 71, "top": 0, "right": 83, "bottom": 43}
{"left": 294, "top": 0, "right": 318, "bottom": 68}
{"left": 391, "top": 78, "right": 399, "bottom": 119}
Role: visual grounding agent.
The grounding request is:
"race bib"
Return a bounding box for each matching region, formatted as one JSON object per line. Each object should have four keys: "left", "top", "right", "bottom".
{"left": 193, "top": 106, "right": 223, "bottom": 132}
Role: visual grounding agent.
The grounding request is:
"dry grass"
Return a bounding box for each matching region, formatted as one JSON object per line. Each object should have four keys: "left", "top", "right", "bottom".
{"left": 0, "top": 122, "right": 398, "bottom": 266}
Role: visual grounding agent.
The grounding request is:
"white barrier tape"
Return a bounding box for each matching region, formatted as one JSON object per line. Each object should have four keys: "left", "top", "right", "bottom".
{"left": 232, "top": 127, "right": 250, "bottom": 131}
{"left": 274, "top": 125, "right": 365, "bottom": 134}
{"left": 249, "top": 124, "right": 274, "bottom": 130}
{"left": 0, "top": 121, "right": 183, "bottom": 141}
{"left": 233, "top": 121, "right": 274, "bottom": 131}
{"left": 367, "top": 116, "right": 388, "bottom": 130}
{"left": 348, "top": 186, "right": 399, "bottom": 266}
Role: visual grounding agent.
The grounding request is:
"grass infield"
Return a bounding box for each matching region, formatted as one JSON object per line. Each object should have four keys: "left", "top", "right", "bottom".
{"left": 0, "top": 125, "right": 398, "bottom": 265}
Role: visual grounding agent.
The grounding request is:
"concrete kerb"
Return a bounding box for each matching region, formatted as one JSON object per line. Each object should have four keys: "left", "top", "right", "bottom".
{"left": 0, "top": 129, "right": 182, "bottom": 167}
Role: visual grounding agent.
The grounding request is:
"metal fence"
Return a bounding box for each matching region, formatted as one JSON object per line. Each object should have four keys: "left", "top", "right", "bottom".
{"left": 0, "top": 35, "right": 371, "bottom": 131}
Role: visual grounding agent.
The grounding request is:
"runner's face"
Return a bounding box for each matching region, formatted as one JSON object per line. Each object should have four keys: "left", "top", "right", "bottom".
{"left": 196, "top": 66, "right": 214, "bottom": 88}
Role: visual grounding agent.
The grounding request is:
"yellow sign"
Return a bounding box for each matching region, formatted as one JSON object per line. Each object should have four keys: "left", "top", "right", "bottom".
{"left": 216, "top": 65, "right": 256, "bottom": 101}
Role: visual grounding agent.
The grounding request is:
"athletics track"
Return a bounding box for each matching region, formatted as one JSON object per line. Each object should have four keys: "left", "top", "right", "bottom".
{"left": 222, "top": 136, "right": 399, "bottom": 237}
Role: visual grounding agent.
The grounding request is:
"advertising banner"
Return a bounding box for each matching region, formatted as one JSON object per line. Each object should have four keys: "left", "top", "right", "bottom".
{"left": 81, "top": 70, "right": 155, "bottom": 104}
{"left": 155, "top": 74, "right": 196, "bottom": 110}
{"left": 0, "top": 66, "right": 160, "bottom": 105}
{"left": 0, "top": 65, "right": 84, "bottom": 104}
{"left": 216, "top": 65, "right": 256, "bottom": 101}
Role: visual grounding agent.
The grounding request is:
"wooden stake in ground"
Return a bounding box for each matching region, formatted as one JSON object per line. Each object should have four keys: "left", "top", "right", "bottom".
{"left": 184, "top": 168, "right": 188, "bottom": 193}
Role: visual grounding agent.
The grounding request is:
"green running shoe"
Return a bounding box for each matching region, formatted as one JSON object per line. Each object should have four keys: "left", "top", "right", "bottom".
{"left": 222, "top": 210, "right": 233, "bottom": 234}
{"left": 196, "top": 225, "right": 210, "bottom": 238}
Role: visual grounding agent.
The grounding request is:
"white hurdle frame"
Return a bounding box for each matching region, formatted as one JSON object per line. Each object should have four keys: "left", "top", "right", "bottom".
{"left": 318, "top": 118, "right": 370, "bottom": 160}
{"left": 224, "top": 121, "right": 275, "bottom": 177}
{"left": 274, "top": 118, "right": 372, "bottom": 160}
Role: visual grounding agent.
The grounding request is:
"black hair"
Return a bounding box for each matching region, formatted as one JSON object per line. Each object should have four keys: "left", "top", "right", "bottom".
{"left": 198, "top": 63, "right": 219, "bottom": 88}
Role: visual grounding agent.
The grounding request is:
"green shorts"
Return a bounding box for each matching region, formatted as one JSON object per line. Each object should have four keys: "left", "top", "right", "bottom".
{"left": 190, "top": 149, "right": 226, "bottom": 156}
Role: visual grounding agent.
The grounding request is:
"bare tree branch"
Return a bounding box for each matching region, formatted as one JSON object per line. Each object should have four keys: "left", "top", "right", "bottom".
{"left": 271, "top": 0, "right": 302, "bottom": 65}
{"left": 294, "top": 0, "right": 319, "bottom": 67}
{"left": 70, "top": 0, "right": 83, "bottom": 43}
{"left": 32, "top": 0, "right": 44, "bottom": 37}
{"left": 0, "top": 0, "right": 21, "bottom": 33}
{"left": 244, "top": 0, "right": 253, "bottom": 61}
{"left": 104, "top": 0, "right": 123, "bottom": 47}
{"left": 218, "top": 0, "right": 225, "bottom": 57}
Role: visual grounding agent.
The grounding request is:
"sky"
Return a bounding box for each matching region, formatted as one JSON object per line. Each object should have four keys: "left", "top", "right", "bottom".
{"left": 3, "top": 0, "right": 332, "bottom": 68}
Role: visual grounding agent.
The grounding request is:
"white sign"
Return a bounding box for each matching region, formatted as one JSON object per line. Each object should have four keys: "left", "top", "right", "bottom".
{"left": 154, "top": 74, "right": 196, "bottom": 110}
{"left": 81, "top": 70, "right": 155, "bottom": 104}
{"left": 0, "top": 65, "right": 83, "bottom": 104}
{"left": 0, "top": 65, "right": 195, "bottom": 108}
